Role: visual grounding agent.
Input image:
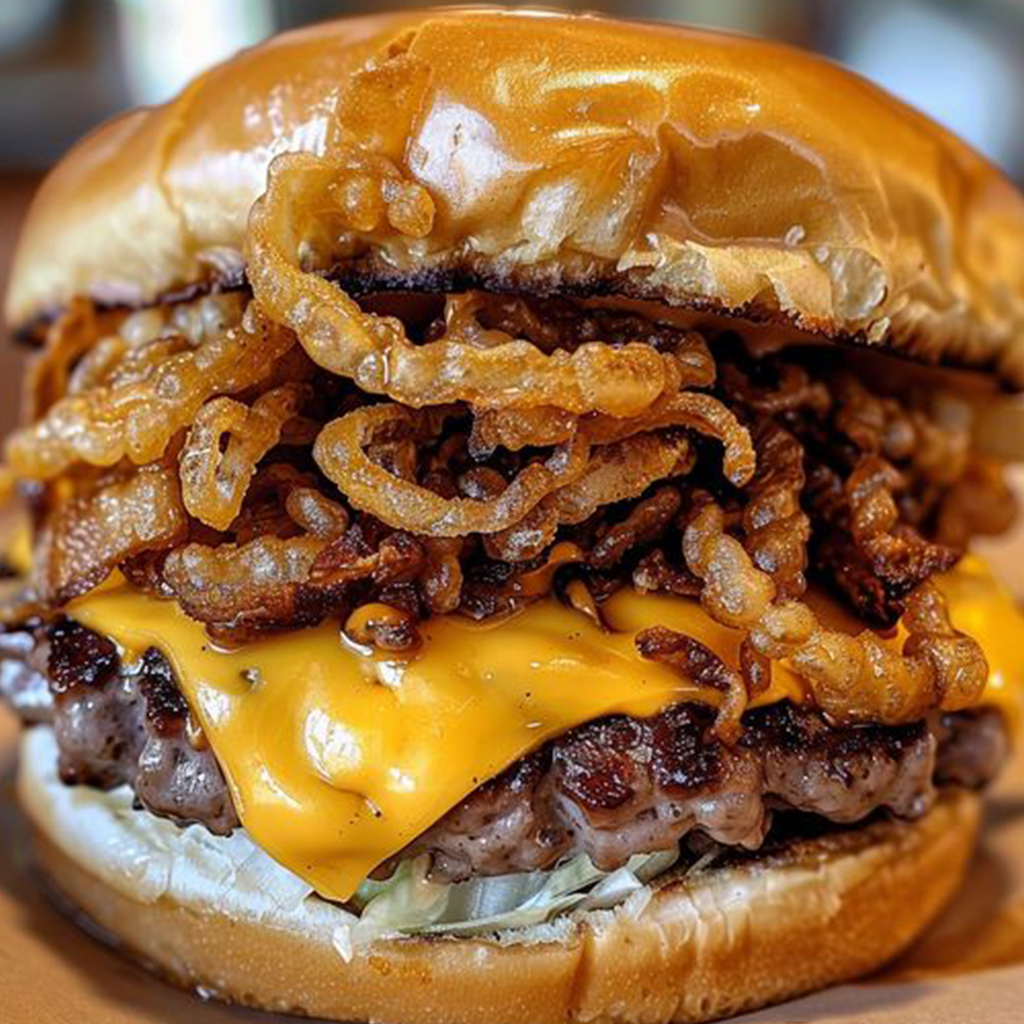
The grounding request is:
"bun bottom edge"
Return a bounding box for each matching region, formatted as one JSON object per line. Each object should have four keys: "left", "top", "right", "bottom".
{"left": 20, "top": 736, "right": 980, "bottom": 1024}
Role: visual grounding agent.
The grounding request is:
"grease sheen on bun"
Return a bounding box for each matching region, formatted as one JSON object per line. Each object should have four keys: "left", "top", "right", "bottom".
{"left": 7, "top": 8, "right": 1024, "bottom": 387}
{"left": 19, "top": 728, "right": 979, "bottom": 1024}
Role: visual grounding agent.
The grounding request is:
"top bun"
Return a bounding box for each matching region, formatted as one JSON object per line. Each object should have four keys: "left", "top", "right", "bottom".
{"left": 8, "top": 7, "right": 1024, "bottom": 387}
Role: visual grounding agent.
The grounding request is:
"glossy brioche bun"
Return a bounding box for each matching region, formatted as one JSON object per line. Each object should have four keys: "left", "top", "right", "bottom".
{"left": 19, "top": 728, "right": 979, "bottom": 1024}
{"left": 8, "top": 8, "right": 1024, "bottom": 387}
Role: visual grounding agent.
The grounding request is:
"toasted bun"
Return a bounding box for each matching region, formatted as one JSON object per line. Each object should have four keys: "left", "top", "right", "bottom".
{"left": 8, "top": 8, "right": 1024, "bottom": 386}
{"left": 19, "top": 727, "right": 980, "bottom": 1023}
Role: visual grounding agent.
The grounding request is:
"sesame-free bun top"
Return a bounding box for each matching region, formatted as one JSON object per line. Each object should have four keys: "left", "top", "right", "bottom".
{"left": 8, "top": 7, "right": 1024, "bottom": 387}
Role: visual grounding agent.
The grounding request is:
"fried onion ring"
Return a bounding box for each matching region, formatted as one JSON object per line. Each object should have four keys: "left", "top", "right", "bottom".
{"left": 6, "top": 310, "right": 294, "bottom": 480}
{"left": 486, "top": 433, "right": 692, "bottom": 562}
{"left": 163, "top": 535, "right": 330, "bottom": 634}
{"left": 180, "top": 384, "right": 310, "bottom": 530}
{"left": 741, "top": 420, "right": 810, "bottom": 598}
{"left": 246, "top": 151, "right": 670, "bottom": 416}
{"left": 584, "top": 392, "right": 755, "bottom": 487}
{"left": 313, "top": 404, "right": 591, "bottom": 537}
{"left": 465, "top": 332, "right": 718, "bottom": 457}
{"left": 683, "top": 502, "right": 988, "bottom": 725}
{"left": 636, "top": 627, "right": 748, "bottom": 744}
{"left": 35, "top": 463, "right": 188, "bottom": 604}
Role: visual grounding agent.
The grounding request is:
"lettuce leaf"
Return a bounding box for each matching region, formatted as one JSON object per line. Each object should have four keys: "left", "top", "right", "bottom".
{"left": 334, "top": 847, "right": 680, "bottom": 955}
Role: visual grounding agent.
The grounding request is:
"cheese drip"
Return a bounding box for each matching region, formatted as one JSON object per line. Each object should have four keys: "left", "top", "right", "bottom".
{"left": 69, "top": 557, "right": 1023, "bottom": 901}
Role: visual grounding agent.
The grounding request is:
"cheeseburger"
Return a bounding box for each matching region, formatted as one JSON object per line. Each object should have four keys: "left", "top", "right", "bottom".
{"left": 2, "top": 9, "right": 1024, "bottom": 1023}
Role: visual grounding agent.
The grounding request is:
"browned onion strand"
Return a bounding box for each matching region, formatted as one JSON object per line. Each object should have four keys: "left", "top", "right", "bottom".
{"left": 583, "top": 392, "right": 755, "bottom": 487}
{"left": 284, "top": 487, "right": 350, "bottom": 540}
{"left": 6, "top": 306, "right": 294, "bottom": 480}
{"left": 844, "top": 454, "right": 960, "bottom": 597}
{"left": 469, "top": 406, "right": 578, "bottom": 455}
{"left": 163, "top": 535, "right": 330, "bottom": 633}
{"left": 419, "top": 538, "right": 466, "bottom": 614}
{"left": 590, "top": 486, "right": 682, "bottom": 570}
{"left": 635, "top": 626, "right": 748, "bottom": 743}
{"left": 741, "top": 420, "right": 810, "bottom": 599}
{"left": 830, "top": 372, "right": 970, "bottom": 484}
{"left": 246, "top": 151, "right": 672, "bottom": 417}
{"left": 313, "top": 403, "right": 593, "bottom": 537}
{"left": 180, "top": 384, "right": 311, "bottom": 530}
{"left": 23, "top": 300, "right": 121, "bottom": 422}
{"left": 632, "top": 547, "right": 702, "bottom": 597}
{"left": 486, "top": 433, "right": 692, "bottom": 562}
{"left": 739, "top": 638, "right": 772, "bottom": 698}
{"left": 936, "top": 459, "right": 1019, "bottom": 548}
{"left": 162, "top": 523, "right": 431, "bottom": 635}
{"left": 722, "top": 362, "right": 831, "bottom": 417}
{"left": 308, "top": 530, "right": 424, "bottom": 589}
{"left": 36, "top": 462, "right": 188, "bottom": 605}
{"left": 466, "top": 332, "right": 717, "bottom": 457}
{"left": 230, "top": 462, "right": 320, "bottom": 544}
{"left": 683, "top": 501, "right": 988, "bottom": 725}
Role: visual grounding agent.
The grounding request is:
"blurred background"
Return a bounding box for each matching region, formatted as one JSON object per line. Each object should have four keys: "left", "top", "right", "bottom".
{"left": 3, "top": 0, "right": 1024, "bottom": 429}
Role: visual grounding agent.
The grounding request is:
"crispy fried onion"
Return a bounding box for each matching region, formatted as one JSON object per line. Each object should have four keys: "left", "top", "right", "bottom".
{"left": 285, "top": 487, "right": 351, "bottom": 540}
{"left": 6, "top": 308, "right": 294, "bottom": 480}
{"left": 420, "top": 538, "right": 465, "bottom": 614}
{"left": 487, "top": 435, "right": 693, "bottom": 562}
{"left": 312, "top": 382, "right": 745, "bottom": 559}
{"left": 24, "top": 300, "right": 122, "bottom": 422}
{"left": 246, "top": 150, "right": 672, "bottom": 416}
{"left": 162, "top": 527, "right": 424, "bottom": 635}
{"left": 845, "top": 455, "right": 960, "bottom": 600}
{"left": 461, "top": 336, "right": 750, "bottom": 552}
{"left": 35, "top": 463, "right": 188, "bottom": 605}
{"left": 635, "top": 628, "right": 748, "bottom": 744}
{"left": 469, "top": 406, "right": 581, "bottom": 455}
{"left": 163, "top": 536, "right": 330, "bottom": 633}
{"left": 180, "top": 384, "right": 310, "bottom": 530}
{"left": 684, "top": 501, "right": 988, "bottom": 724}
{"left": 590, "top": 486, "right": 682, "bottom": 569}
{"left": 741, "top": 421, "right": 810, "bottom": 599}
{"left": 228, "top": 463, "right": 319, "bottom": 544}
{"left": 465, "top": 332, "right": 717, "bottom": 455}
{"left": 585, "top": 392, "right": 755, "bottom": 487}
{"left": 632, "top": 548, "right": 702, "bottom": 597}
{"left": 313, "top": 403, "right": 592, "bottom": 537}
{"left": 722, "top": 362, "right": 831, "bottom": 417}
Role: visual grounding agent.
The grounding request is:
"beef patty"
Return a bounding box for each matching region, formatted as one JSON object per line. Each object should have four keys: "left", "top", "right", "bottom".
{"left": 0, "top": 618, "right": 1008, "bottom": 884}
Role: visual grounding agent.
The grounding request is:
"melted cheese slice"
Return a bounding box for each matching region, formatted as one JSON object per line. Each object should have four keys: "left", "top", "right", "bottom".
{"left": 69, "top": 557, "right": 1024, "bottom": 901}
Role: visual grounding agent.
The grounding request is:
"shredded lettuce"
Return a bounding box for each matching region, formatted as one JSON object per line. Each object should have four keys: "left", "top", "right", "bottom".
{"left": 333, "top": 848, "right": 680, "bottom": 956}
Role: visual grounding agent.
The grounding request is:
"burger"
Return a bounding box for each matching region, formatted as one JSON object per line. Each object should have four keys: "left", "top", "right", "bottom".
{"left": 2, "top": 8, "right": 1023, "bottom": 1023}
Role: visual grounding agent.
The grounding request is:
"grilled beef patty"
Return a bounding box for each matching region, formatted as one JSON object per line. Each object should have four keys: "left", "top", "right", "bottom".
{"left": 0, "top": 618, "right": 1007, "bottom": 884}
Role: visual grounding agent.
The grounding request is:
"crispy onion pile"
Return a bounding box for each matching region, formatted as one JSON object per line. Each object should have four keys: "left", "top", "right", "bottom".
{"left": 2, "top": 151, "right": 1016, "bottom": 737}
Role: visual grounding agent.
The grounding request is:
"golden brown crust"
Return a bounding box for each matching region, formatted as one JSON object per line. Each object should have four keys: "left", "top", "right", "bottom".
{"left": 7, "top": 8, "right": 1024, "bottom": 387}
{"left": 20, "top": 726, "right": 981, "bottom": 1024}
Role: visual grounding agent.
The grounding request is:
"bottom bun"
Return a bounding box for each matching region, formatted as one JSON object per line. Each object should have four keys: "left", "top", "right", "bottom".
{"left": 19, "top": 727, "right": 979, "bottom": 1024}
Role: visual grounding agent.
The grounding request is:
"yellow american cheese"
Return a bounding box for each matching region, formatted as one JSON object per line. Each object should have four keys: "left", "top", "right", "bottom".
{"left": 68, "top": 557, "right": 1024, "bottom": 901}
